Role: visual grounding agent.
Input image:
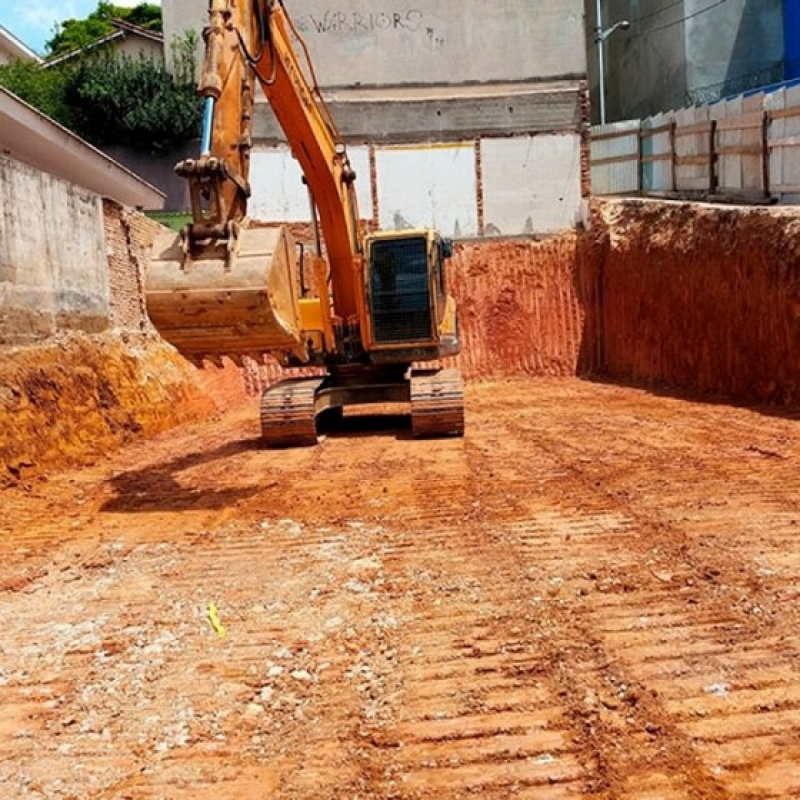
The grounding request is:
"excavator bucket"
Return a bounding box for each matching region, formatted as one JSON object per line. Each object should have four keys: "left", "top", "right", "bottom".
{"left": 145, "top": 225, "right": 308, "bottom": 365}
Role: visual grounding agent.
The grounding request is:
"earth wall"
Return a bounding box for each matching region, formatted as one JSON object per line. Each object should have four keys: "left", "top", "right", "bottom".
{"left": 0, "top": 333, "right": 241, "bottom": 483}
{"left": 3, "top": 198, "right": 799, "bottom": 481}
{"left": 586, "top": 199, "right": 800, "bottom": 405}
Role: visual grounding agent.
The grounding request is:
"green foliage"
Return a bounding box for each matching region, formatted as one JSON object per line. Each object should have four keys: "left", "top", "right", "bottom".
{"left": 66, "top": 46, "right": 202, "bottom": 154}
{"left": 46, "top": 2, "right": 162, "bottom": 57}
{"left": 0, "top": 32, "right": 202, "bottom": 156}
{"left": 0, "top": 59, "right": 74, "bottom": 127}
{"left": 146, "top": 211, "right": 193, "bottom": 232}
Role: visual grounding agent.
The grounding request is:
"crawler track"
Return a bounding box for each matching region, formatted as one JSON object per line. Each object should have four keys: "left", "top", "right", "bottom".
{"left": 410, "top": 368, "right": 465, "bottom": 438}
{"left": 259, "top": 376, "right": 324, "bottom": 447}
{"left": 1, "top": 379, "right": 799, "bottom": 798}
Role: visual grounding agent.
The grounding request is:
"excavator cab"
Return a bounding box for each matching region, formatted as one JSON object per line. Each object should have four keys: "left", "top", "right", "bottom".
{"left": 365, "top": 230, "right": 460, "bottom": 363}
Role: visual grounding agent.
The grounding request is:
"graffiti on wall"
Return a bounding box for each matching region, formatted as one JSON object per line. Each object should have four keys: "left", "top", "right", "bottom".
{"left": 296, "top": 9, "right": 424, "bottom": 35}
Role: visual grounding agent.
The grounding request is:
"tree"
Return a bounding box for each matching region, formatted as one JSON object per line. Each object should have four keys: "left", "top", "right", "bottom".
{"left": 0, "top": 32, "right": 202, "bottom": 155}
{"left": 0, "top": 60, "right": 74, "bottom": 127}
{"left": 46, "top": 2, "right": 162, "bottom": 57}
{"left": 65, "top": 47, "right": 202, "bottom": 154}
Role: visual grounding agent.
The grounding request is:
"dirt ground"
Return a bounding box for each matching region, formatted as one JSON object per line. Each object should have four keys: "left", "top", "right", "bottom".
{"left": 1, "top": 378, "right": 799, "bottom": 799}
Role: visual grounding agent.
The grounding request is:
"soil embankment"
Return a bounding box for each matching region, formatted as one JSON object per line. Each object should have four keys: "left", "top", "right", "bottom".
{"left": 585, "top": 199, "right": 800, "bottom": 404}
{"left": 0, "top": 332, "right": 244, "bottom": 483}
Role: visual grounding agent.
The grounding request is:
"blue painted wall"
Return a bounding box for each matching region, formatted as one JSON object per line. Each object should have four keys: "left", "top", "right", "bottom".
{"left": 786, "top": 0, "right": 800, "bottom": 78}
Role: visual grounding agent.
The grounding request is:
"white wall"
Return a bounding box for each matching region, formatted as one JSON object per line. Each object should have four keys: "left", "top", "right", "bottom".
{"left": 249, "top": 145, "right": 372, "bottom": 221}
{"left": 481, "top": 135, "right": 583, "bottom": 234}
{"left": 375, "top": 144, "right": 477, "bottom": 237}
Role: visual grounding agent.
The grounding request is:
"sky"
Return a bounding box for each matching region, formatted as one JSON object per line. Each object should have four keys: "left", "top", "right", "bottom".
{"left": 0, "top": 0, "right": 160, "bottom": 56}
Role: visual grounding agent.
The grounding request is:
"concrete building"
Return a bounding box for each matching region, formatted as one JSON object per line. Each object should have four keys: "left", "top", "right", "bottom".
{"left": 586, "top": 0, "right": 786, "bottom": 123}
{"left": 163, "top": 0, "right": 588, "bottom": 236}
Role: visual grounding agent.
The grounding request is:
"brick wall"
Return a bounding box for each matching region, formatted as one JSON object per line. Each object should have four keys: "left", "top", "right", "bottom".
{"left": 103, "top": 199, "right": 162, "bottom": 331}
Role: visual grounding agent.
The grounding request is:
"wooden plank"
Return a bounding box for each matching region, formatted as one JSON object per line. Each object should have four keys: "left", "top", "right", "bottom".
{"left": 591, "top": 128, "right": 639, "bottom": 143}
{"left": 592, "top": 153, "right": 638, "bottom": 166}
{"left": 675, "top": 154, "right": 712, "bottom": 166}
{"left": 715, "top": 144, "right": 763, "bottom": 156}
{"left": 640, "top": 153, "right": 673, "bottom": 163}
{"left": 639, "top": 122, "right": 673, "bottom": 137}
{"left": 769, "top": 135, "right": 800, "bottom": 149}
{"left": 771, "top": 183, "right": 800, "bottom": 192}
{"left": 675, "top": 122, "right": 713, "bottom": 136}
{"left": 768, "top": 106, "right": 800, "bottom": 121}
{"left": 715, "top": 111, "right": 764, "bottom": 132}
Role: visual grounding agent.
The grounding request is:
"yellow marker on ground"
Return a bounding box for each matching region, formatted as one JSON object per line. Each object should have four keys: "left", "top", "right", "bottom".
{"left": 208, "top": 602, "right": 226, "bottom": 638}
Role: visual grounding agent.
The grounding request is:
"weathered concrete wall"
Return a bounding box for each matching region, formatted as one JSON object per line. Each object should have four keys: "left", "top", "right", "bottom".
{"left": 0, "top": 157, "right": 109, "bottom": 344}
{"left": 250, "top": 130, "right": 589, "bottom": 238}
{"left": 165, "top": 0, "right": 585, "bottom": 85}
{"left": 163, "top": 0, "right": 588, "bottom": 235}
{"left": 584, "top": 198, "right": 800, "bottom": 405}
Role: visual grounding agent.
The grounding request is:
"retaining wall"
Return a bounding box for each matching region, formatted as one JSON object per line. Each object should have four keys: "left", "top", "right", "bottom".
{"left": 0, "top": 157, "right": 110, "bottom": 344}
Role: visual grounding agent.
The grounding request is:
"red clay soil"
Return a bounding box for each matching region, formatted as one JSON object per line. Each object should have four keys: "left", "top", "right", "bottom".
{"left": 585, "top": 199, "right": 800, "bottom": 404}
{"left": 1, "top": 198, "right": 800, "bottom": 797}
{"left": 5, "top": 198, "right": 800, "bottom": 481}
{"left": 242, "top": 232, "right": 585, "bottom": 394}
{"left": 0, "top": 332, "right": 244, "bottom": 483}
{"left": 1, "top": 379, "right": 799, "bottom": 798}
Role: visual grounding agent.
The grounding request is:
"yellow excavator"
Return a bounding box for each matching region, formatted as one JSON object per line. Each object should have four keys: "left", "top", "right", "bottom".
{"left": 145, "top": 0, "right": 464, "bottom": 446}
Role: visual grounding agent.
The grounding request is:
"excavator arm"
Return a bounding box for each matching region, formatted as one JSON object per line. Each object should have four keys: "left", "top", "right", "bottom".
{"left": 181, "top": 0, "right": 364, "bottom": 325}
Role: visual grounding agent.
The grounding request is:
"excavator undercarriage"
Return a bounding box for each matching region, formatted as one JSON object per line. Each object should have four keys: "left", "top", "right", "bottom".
{"left": 259, "top": 367, "right": 465, "bottom": 447}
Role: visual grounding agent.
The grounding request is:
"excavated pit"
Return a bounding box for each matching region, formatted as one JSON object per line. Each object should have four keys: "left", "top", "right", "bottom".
{"left": 1, "top": 198, "right": 798, "bottom": 482}
{"left": 1, "top": 199, "right": 800, "bottom": 798}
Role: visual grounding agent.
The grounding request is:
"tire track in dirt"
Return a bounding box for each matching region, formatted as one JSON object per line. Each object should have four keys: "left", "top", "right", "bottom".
{"left": 345, "top": 427, "right": 731, "bottom": 798}
{"left": 493, "top": 387, "right": 800, "bottom": 797}
{"left": 1, "top": 380, "right": 799, "bottom": 798}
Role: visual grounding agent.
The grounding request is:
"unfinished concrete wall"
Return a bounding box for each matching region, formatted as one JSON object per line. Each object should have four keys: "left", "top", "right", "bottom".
{"left": 584, "top": 198, "right": 800, "bottom": 405}
{"left": 0, "top": 157, "right": 109, "bottom": 344}
{"left": 250, "top": 132, "right": 588, "bottom": 238}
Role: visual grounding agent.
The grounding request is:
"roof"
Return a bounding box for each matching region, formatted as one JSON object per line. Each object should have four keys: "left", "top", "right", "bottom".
{"left": 44, "top": 19, "right": 163, "bottom": 68}
{"left": 0, "top": 25, "right": 41, "bottom": 62}
{"left": 0, "top": 85, "right": 165, "bottom": 209}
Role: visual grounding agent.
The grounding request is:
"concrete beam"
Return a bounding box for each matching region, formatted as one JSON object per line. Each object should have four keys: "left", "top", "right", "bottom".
{"left": 253, "top": 81, "right": 585, "bottom": 144}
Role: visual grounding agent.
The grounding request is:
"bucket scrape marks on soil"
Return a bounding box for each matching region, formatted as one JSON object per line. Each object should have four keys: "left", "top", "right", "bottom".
{"left": 1, "top": 379, "right": 800, "bottom": 798}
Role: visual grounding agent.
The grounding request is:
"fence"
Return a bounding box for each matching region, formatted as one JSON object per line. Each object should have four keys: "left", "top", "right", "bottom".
{"left": 591, "top": 84, "right": 800, "bottom": 203}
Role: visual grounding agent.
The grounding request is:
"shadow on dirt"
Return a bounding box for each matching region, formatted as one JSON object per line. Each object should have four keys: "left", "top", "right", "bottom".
{"left": 318, "top": 411, "right": 412, "bottom": 440}
{"left": 101, "top": 414, "right": 414, "bottom": 513}
{"left": 101, "top": 437, "right": 265, "bottom": 513}
{"left": 579, "top": 373, "right": 800, "bottom": 424}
